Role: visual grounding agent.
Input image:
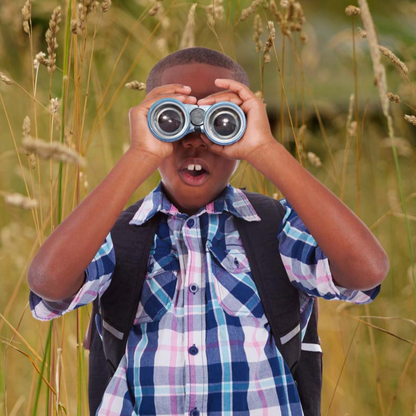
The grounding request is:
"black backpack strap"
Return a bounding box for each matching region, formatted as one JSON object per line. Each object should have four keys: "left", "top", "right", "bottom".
{"left": 234, "top": 190, "right": 301, "bottom": 372}
{"left": 100, "top": 202, "right": 162, "bottom": 373}
{"left": 294, "top": 301, "right": 322, "bottom": 416}
{"left": 87, "top": 198, "right": 161, "bottom": 415}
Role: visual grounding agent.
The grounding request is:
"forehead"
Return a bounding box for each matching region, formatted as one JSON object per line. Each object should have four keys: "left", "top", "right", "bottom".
{"left": 160, "top": 63, "right": 233, "bottom": 100}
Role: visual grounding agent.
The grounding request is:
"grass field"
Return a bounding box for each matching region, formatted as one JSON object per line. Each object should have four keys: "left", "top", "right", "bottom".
{"left": 0, "top": 0, "right": 415, "bottom": 414}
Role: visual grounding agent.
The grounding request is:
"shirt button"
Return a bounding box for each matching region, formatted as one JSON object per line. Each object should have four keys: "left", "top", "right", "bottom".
{"left": 188, "top": 344, "right": 199, "bottom": 355}
{"left": 189, "top": 283, "right": 199, "bottom": 294}
{"left": 188, "top": 218, "right": 195, "bottom": 228}
{"left": 190, "top": 408, "right": 200, "bottom": 416}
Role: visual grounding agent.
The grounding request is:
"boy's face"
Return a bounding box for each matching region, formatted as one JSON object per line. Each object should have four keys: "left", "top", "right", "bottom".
{"left": 157, "top": 63, "right": 239, "bottom": 216}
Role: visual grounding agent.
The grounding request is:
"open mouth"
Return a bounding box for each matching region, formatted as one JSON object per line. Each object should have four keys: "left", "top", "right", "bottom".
{"left": 178, "top": 163, "right": 210, "bottom": 186}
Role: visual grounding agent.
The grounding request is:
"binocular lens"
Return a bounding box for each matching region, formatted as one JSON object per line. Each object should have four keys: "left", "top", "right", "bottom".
{"left": 213, "top": 112, "right": 238, "bottom": 137}
{"left": 157, "top": 107, "right": 184, "bottom": 134}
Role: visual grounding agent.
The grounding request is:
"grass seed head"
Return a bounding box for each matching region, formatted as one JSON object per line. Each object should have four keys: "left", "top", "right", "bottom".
{"left": 239, "top": 0, "right": 264, "bottom": 23}
{"left": 357, "top": 27, "right": 367, "bottom": 38}
{"left": 46, "top": 6, "right": 62, "bottom": 74}
{"left": 253, "top": 14, "right": 263, "bottom": 53}
{"left": 263, "top": 21, "right": 275, "bottom": 63}
{"left": 101, "top": 0, "right": 112, "bottom": 13}
{"left": 0, "top": 72, "right": 13, "bottom": 85}
{"left": 358, "top": 0, "right": 389, "bottom": 119}
{"left": 125, "top": 81, "right": 146, "bottom": 90}
{"left": 50, "top": 98, "right": 59, "bottom": 114}
{"left": 300, "top": 32, "right": 308, "bottom": 43}
{"left": 269, "top": 0, "right": 283, "bottom": 25}
{"left": 307, "top": 152, "right": 322, "bottom": 168}
{"left": 34, "top": 52, "right": 47, "bottom": 70}
{"left": 5, "top": 193, "right": 39, "bottom": 210}
{"left": 280, "top": 0, "right": 289, "bottom": 9}
{"left": 180, "top": 3, "right": 197, "bottom": 49}
{"left": 404, "top": 114, "right": 416, "bottom": 126}
{"left": 378, "top": 45, "right": 409, "bottom": 76}
{"left": 387, "top": 92, "right": 400, "bottom": 103}
{"left": 345, "top": 5, "right": 361, "bottom": 16}
{"left": 22, "top": 137, "right": 87, "bottom": 167}
{"left": 149, "top": 0, "right": 163, "bottom": 17}
{"left": 21, "top": 0, "right": 32, "bottom": 34}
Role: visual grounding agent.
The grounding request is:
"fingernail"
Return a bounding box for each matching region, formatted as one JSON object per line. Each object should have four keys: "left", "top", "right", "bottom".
{"left": 183, "top": 85, "right": 191, "bottom": 89}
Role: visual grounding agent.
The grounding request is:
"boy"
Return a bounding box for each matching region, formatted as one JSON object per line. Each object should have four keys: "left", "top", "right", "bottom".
{"left": 28, "top": 47, "right": 389, "bottom": 415}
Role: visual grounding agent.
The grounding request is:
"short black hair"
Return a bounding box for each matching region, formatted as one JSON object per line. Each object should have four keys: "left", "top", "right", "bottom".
{"left": 146, "top": 47, "right": 250, "bottom": 94}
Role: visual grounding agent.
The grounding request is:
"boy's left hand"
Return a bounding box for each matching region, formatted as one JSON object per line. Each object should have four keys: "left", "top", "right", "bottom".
{"left": 197, "top": 78, "right": 275, "bottom": 162}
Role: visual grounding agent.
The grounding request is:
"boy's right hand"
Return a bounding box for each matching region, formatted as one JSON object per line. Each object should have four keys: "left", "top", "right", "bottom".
{"left": 128, "top": 84, "right": 197, "bottom": 163}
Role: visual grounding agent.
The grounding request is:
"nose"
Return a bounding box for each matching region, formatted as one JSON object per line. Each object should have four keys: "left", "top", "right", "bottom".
{"left": 180, "top": 134, "right": 208, "bottom": 149}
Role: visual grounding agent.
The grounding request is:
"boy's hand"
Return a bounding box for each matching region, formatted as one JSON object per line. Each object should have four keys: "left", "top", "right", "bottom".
{"left": 197, "top": 79, "right": 275, "bottom": 163}
{"left": 128, "top": 84, "right": 197, "bottom": 163}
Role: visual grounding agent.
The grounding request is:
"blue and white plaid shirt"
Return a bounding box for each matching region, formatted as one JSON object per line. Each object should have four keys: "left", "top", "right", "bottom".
{"left": 30, "top": 182, "right": 380, "bottom": 415}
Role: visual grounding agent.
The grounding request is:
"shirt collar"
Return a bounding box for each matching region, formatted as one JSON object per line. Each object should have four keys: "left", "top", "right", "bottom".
{"left": 129, "top": 181, "right": 261, "bottom": 226}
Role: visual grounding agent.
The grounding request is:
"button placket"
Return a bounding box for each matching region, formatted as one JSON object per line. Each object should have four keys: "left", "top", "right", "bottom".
{"left": 183, "top": 216, "right": 206, "bottom": 413}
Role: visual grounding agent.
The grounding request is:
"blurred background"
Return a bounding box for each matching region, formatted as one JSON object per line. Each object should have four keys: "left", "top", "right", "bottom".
{"left": 0, "top": 0, "right": 415, "bottom": 414}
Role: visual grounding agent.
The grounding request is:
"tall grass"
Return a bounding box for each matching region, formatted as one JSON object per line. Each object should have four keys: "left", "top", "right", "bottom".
{"left": 0, "top": 0, "right": 415, "bottom": 415}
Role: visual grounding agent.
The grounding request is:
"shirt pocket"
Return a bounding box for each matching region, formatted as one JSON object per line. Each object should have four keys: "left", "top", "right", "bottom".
{"left": 208, "top": 243, "right": 264, "bottom": 318}
{"left": 135, "top": 251, "right": 180, "bottom": 324}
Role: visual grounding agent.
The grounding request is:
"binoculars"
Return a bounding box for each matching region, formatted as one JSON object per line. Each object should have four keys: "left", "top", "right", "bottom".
{"left": 147, "top": 98, "right": 246, "bottom": 145}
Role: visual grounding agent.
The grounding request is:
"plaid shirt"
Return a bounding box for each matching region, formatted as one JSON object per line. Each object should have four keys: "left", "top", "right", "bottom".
{"left": 30, "top": 182, "right": 380, "bottom": 416}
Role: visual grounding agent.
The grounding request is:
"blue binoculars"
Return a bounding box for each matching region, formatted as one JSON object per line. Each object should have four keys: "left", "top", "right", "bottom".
{"left": 147, "top": 98, "right": 246, "bottom": 146}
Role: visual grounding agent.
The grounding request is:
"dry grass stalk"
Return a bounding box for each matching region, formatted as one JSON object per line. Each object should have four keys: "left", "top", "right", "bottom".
{"left": 101, "top": 0, "right": 112, "bottom": 13}
{"left": 46, "top": 6, "right": 62, "bottom": 74}
{"left": 345, "top": 5, "right": 361, "bottom": 16}
{"left": 280, "top": 0, "right": 289, "bottom": 8}
{"left": 239, "top": 0, "right": 264, "bottom": 23}
{"left": 346, "top": 93, "right": 354, "bottom": 125}
{"left": 253, "top": 14, "right": 263, "bottom": 53}
{"left": 5, "top": 193, "right": 39, "bottom": 210}
{"left": 22, "top": 137, "right": 87, "bottom": 167}
{"left": 0, "top": 72, "right": 13, "bottom": 85}
{"left": 125, "top": 81, "right": 146, "bottom": 90}
{"left": 180, "top": 3, "right": 197, "bottom": 49}
{"left": 378, "top": 45, "right": 409, "bottom": 76}
{"left": 307, "top": 152, "right": 322, "bottom": 167}
{"left": 263, "top": 21, "right": 276, "bottom": 63}
{"left": 21, "top": 0, "right": 33, "bottom": 34}
{"left": 387, "top": 92, "right": 400, "bottom": 103}
{"left": 357, "top": 0, "right": 389, "bottom": 119}
{"left": 404, "top": 114, "right": 416, "bottom": 126}
{"left": 300, "top": 32, "right": 308, "bottom": 43}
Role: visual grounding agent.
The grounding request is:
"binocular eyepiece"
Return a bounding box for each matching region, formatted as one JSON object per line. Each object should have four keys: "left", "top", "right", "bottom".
{"left": 147, "top": 98, "right": 246, "bottom": 145}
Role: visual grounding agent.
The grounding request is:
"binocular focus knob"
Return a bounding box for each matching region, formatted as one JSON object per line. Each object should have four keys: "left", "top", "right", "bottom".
{"left": 190, "top": 108, "right": 205, "bottom": 126}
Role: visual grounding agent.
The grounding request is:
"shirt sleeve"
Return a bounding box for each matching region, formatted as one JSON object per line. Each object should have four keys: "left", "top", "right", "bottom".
{"left": 29, "top": 232, "right": 116, "bottom": 321}
{"left": 277, "top": 198, "right": 380, "bottom": 304}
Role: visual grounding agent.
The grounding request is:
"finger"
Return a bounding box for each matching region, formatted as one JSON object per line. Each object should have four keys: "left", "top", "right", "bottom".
{"left": 146, "top": 84, "right": 192, "bottom": 98}
{"left": 198, "top": 92, "right": 243, "bottom": 106}
{"left": 132, "top": 94, "right": 197, "bottom": 116}
{"left": 214, "top": 79, "right": 256, "bottom": 102}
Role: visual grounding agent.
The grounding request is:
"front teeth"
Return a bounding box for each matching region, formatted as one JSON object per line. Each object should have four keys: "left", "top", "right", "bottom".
{"left": 186, "top": 164, "right": 202, "bottom": 171}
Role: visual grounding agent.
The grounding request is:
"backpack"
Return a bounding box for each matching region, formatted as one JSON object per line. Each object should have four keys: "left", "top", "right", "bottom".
{"left": 85, "top": 190, "right": 322, "bottom": 415}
